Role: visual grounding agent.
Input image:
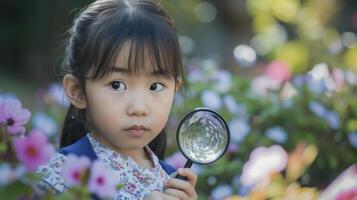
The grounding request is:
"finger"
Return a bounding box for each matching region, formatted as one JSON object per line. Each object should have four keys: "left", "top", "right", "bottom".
{"left": 160, "top": 192, "right": 180, "bottom": 200}
{"left": 164, "top": 188, "right": 189, "bottom": 200}
{"left": 146, "top": 191, "right": 179, "bottom": 200}
{"left": 165, "top": 178, "right": 196, "bottom": 198}
{"left": 176, "top": 168, "right": 197, "bottom": 186}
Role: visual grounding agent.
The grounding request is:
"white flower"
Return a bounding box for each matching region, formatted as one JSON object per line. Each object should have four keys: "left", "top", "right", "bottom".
{"left": 251, "top": 75, "right": 282, "bottom": 96}
{"left": 240, "top": 145, "right": 288, "bottom": 187}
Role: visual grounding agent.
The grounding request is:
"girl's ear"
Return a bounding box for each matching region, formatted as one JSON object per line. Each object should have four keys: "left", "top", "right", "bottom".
{"left": 175, "top": 77, "right": 182, "bottom": 92}
{"left": 63, "top": 74, "right": 87, "bottom": 109}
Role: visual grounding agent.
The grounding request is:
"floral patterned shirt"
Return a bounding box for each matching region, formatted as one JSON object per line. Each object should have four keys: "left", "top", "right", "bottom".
{"left": 36, "top": 133, "right": 171, "bottom": 199}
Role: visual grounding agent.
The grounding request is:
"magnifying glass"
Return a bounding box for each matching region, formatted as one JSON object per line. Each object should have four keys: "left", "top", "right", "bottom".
{"left": 175, "top": 107, "right": 230, "bottom": 180}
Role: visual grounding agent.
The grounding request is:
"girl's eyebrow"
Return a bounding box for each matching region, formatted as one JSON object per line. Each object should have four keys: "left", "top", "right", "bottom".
{"left": 112, "top": 66, "right": 168, "bottom": 77}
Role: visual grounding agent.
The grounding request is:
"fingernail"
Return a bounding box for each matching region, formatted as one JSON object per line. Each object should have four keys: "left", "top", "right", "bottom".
{"left": 178, "top": 168, "right": 182, "bottom": 173}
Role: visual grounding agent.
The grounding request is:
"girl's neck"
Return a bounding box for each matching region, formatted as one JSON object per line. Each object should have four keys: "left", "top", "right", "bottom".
{"left": 90, "top": 132, "right": 154, "bottom": 169}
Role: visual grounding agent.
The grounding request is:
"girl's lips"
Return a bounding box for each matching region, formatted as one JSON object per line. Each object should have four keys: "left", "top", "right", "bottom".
{"left": 124, "top": 125, "right": 149, "bottom": 137}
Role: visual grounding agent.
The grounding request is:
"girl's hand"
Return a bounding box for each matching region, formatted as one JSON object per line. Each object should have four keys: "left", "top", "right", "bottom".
{"left": 163, "top": 168, "right": 198, "bottom": 200}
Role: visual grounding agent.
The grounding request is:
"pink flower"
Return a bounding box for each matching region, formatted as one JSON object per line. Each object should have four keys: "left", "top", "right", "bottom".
{"left": 0, "top": 98, "right": 31, "bottom": 135}
{"left": 336, "top": 188, "right": 357, "bottom": 200}
{"left": 240, "top": 145, "right": 288, "bottom": 187}
{"left": 61, "top": 154, "right": 90, "bottom": 186}
{"left": 88, "top": 160, "right": 118, "bottom": 199}
{"left": 265, "top": 60, "right": 291, "bottom": 82}
{"left": 13, "top": 130, "right": 54, "bottom": 171}
{"left": 165, "top": 151, "right": 187, "bottom": 169}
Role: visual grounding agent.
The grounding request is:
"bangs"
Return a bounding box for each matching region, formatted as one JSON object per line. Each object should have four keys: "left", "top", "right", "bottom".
{"left": 82, "top": 7, "right": 182, "bottom": 81}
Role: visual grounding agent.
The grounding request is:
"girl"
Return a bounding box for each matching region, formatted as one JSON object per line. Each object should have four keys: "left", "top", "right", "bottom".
{"left": 36, "top": 0, "right": 198, "bottom": 199}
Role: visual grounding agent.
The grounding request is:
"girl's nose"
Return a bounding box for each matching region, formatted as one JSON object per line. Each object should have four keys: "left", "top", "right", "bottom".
{"left": 126, "top": 94, "right": 149, "bottom": 117}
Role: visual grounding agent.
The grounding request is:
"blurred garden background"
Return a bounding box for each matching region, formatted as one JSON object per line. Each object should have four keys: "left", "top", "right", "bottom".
{"left": 1, "top": 0, "right": 357, "bottom": 199}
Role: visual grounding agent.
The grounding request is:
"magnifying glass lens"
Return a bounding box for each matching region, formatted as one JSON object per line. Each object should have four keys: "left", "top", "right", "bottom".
{"left": 178, "top": 111, "right": 228, "bottom": 164}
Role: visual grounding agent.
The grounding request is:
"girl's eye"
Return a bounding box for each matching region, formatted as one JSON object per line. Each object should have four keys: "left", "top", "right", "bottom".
{"left": 110, "top": 81, "right": 126, "bottom": 91}
{"left": 150, "top": 83, "right": 165, "bottom": 92}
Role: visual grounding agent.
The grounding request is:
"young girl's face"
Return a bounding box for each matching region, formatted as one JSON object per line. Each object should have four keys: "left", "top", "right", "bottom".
{"left": 83, "top": 42, "right": 178, "bottom": 154}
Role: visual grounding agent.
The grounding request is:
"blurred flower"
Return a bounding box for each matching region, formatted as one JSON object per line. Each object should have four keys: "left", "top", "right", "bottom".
{"left": 32, "top": 112, "right": 59, "bottom": 137}
{"left": 233, "top": 44, "right": 257, "bottom": 67}
{"left": 229, "top": 118, "right": 251, "bottom": 143}
{"left": 240, "top": 145, "right": 288, "bottom": 187}
{"left": 193, "top": 2, "right": 216, "bottom": 23}
{"left": 179, "top": 35, "right": 195, "bottom": 55}
{"left": 207, "top": 176, "right": 217, "bottom": 186}
{"left": 265, "top": 126, "right": 288, "bottom": 143}
{"left": 46, "top": 83, "right": 70, "bottom": 107}
{"left": 332, "top": 68, "right": 346, "bottom": 90}
{"left": 228, "top": 141, "right": 239, "bottom": 153}
{"left": 309, "top": 101, "right": 327, "bottom": 118}
{"left": 280, "top": 82, "right": 298, "bottom": 99}
{"left": 325, "top": 111, "right": 340, "bottom": 129}
{"left": 292, "top": 74, "right": 306, "bottom": 88}
{"left": 308, "top": 63, "right": 337, "bottom": 91}
{"left": 287, "top": 143, "right": 318, "bottom": 182}
{"left": 336, "top": 188, "right": 357, "bottom": 200}
{"left": 201, "top": 90, "right": 222, "bottom": 110}
{"left": 165, "top": 151, "right": 187, "bottom": 169}
{"left": 318, "top": 165, "right": 357, "bottom": 200}
{"left": 187, "top": 66, "right": 205, "bottom": 83}
{"left": 61, "top": 154, "right": 90, "bottom": 186}
{"left": 212, "top": 70, "right": 232, "bottom": 93}
{"left": 0, "top": 98, "right": 31, "bottom": 135}
{"left": 0, "top": 164, "right": 26, "bottom": 185}
{"left": 223, "top": 95, "right": 247, "bottom": 118}
{"left": 13, "top": 130, "right": 55, "bottom": 171}
{"left": 210, "top": 184, "right": 233, "bottom": 200}
{"left": 251, "top": 75, "right": 282, "bottom": 96}
{"left": 88, "top": 160, "right": 118, "bottom": 199}
{"left": 348, "top": 132, "right": 357, "bottom": 149}
{"left": 265, "top": 60, "right": 291, "bottom": 82}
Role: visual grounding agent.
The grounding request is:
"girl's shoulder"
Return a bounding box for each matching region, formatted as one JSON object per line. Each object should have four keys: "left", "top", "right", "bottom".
{"left": 35, "top": 152, "right": 68, "bottom": 194}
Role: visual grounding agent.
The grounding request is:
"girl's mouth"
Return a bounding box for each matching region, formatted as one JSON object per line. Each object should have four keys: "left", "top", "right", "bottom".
{"left": 124, "top": 125, "right": 149, "bottom": 137}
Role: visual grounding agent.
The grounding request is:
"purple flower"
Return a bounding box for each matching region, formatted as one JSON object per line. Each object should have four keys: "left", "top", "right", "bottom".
{"left": 223, "top": 95, "right": 247, "bottom": 118}
{"left": 62, "top": 154, "right": 90, "bottom": 186}
{"left": 210, "top": 184, "right": 233, "bottom": 200}
{"left": 165, "top": 151, "right": 187, "bottom": 169}
{"left": 348, "top": 132, "right": 357, "bottom": 149}
{"left": 88, "top": 160, "right": 118, "bottom": 199}
{"left": 201, "top": 90, "right": 222, "bottom": 110}
{"left": 47, "top": 83, "right": 70, "bottom": 107}
{"left": 211, "top": 70, "right": 232, "bottom": 93}
{"left": 325, "top": 111, "right": 340, "bottom": 129}
{"left": 0, "top": 98, "right": 31, "bottom": 135}
{"left": 309, "top": 101, "right": 327, "bottom": 118}
{"left": 228, "top": 142, "right": 239, "bottom": 153}
{"left": 13, "top": 130, "right": 55, "bottom": 171}
{"left": 265, "top": 126, "right": 288, "bottom": 143}
{"left": 228, "top": 118, "right": 251, "bottom": 143}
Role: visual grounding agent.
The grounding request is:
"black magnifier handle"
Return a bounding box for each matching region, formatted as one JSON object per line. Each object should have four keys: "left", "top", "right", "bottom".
{"left": 175, "top": 160, "right": 193, "bottom": 180}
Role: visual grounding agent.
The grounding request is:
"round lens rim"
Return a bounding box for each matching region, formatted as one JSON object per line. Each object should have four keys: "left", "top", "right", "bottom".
{"left": 176, "top": 107, "right": 230, "bottom": 165}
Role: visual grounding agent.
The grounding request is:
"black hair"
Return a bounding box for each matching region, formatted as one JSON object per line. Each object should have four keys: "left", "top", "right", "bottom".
{"left": 60, "top": 0, "right": 187, "bottom": 159}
